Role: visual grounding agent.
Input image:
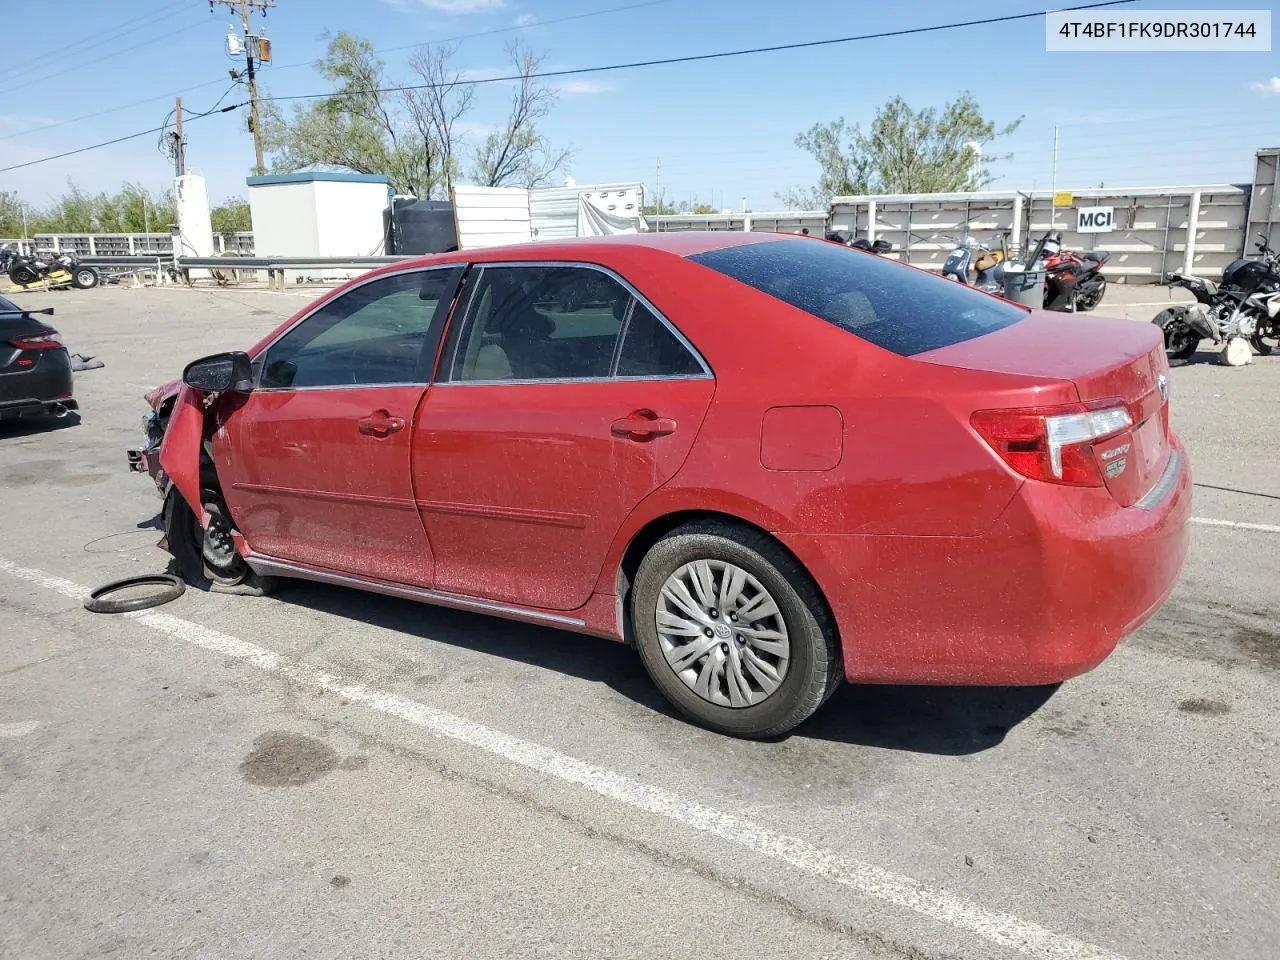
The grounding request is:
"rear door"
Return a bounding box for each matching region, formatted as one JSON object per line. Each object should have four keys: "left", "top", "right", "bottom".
{"left": 411, "top": 262, "right": 715, "bottom": 611}
{"left": 216, "top": 266, "right": 463, "bottom": 583}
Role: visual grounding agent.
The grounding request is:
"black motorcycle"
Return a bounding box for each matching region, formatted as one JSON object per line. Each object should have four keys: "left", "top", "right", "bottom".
{"left": 1153, "top": 234, "right": 1280, "bottom": 365}
{"left": 4, "top": 249, "right": 100, "bottom": 289}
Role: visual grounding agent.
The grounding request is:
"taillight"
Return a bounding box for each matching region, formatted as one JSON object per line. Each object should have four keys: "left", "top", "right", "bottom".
{"left": 12, "top": 334, "right": 62, "bottom": 350}
{"left": 971, "top": 402, "right": 1133, "bottom": 487}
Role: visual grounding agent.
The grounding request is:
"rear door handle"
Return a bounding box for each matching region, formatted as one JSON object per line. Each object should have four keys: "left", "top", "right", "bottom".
{"left": 357, "top": 410, "right": 406, "bottom": 438}
{"left": 611, "top": 411, "right": 677, "bottom": 440}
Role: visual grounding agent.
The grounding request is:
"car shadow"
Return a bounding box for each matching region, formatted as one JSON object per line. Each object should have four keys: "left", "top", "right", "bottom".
{"left": 0, "top": 412, "right": 82, "bottom": 438}
{"left": 275, "top": 579, "right": 1058, "bottom": 756}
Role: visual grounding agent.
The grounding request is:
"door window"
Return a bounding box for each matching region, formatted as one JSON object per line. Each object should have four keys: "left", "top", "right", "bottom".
{"left": 259, "top": 267, "right": 460, "bottom": 389}
{"left": 444, "top": 265, "right": 706, "bottom": 383}
{"left": 615, "top": 302, "right": 706, "bottom": 378}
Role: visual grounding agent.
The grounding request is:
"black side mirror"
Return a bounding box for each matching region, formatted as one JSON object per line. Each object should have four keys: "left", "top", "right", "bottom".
{"left": 182, "top": 351, "right": 254, "bottom": 393}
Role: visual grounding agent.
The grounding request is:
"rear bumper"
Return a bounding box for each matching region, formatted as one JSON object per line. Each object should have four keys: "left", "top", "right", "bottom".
{"left": 0, "top": 349, "right": 74, "bottom": 418}
{"left": 0, "top": 396, "right": 77, "bottom": 419}
{"left": 784, "top": 437, "right": 1192, "bottom": 686}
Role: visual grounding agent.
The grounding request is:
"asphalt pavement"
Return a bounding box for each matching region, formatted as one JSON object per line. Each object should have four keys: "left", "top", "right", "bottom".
{"left": 1, "top": 282, "right": 1276, "bottom": 960}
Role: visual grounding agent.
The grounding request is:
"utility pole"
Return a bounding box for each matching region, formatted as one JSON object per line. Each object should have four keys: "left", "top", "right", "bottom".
{"left": 173, "top": 96, "right": 186, "bottom": 176}
{"left": 210, "top": 0, "right": 274, "bottom": 176}
{"left": 1049, "top": 125, "right": 1059, "bottom": 233}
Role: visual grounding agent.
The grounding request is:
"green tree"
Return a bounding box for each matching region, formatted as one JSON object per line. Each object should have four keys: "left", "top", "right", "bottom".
{"left": 470, "top": 42, "right": 572, "bottom": 189}
{"left": 778, "top": 93, "right": 1022, "bottom": 207}
{"left": 262, "top": 33, "right": 570, "bottom": 196}
{"left": 261, "top": 33, "right": 437, "bottom": 196}
{"left": 15, "top": 180, "right": 175, "bottom": 234}
{"left": 0, "top": 192, "right": 28, "bottom": 236}
{"left": 211, "top": 197, "right": 252, "bottom": 234}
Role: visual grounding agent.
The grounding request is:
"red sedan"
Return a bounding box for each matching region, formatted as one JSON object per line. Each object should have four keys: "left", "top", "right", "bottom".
{"left": 131, "top": 231, "right": 1190, "bottom": 738}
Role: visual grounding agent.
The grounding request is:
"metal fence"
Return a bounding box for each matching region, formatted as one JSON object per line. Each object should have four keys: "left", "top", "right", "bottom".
{"left": 827, "top": 185, "right": 1250, "bottom": 281}
{"left": 8, "top": 163, "right": 1278, "bottom": 285}
{"left": 0, "top": 232, "right": 255, "bottom": 257}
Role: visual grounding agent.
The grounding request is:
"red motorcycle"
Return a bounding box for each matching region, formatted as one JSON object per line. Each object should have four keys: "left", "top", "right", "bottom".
{"left": 1033, "top": 232, "right": 1109, "bottom": 312}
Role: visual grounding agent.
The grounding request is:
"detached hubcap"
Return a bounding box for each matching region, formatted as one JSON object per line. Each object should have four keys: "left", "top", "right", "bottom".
{"left": 656, "top": 560, "right": 790, "bottom": 708}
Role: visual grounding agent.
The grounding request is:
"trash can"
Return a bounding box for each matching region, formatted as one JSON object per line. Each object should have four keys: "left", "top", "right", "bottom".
{"left": 1001, "top": 264, "right": 1045, "bottom": 307}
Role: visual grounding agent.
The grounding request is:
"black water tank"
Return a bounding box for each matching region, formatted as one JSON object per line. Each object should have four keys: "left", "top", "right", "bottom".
{"left": 388, "top": 198, "right": 458, "bottom": 255}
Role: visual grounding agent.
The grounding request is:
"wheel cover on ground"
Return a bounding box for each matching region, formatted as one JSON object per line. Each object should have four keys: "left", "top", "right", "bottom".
{"left": 655, "top": 559, "right": 791, "bottom": 708}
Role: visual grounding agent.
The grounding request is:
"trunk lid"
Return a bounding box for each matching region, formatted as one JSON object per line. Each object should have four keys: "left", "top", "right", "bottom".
{"left": 918, "top": 310, "right": 1171, "bottom": 506}
{"left": 0, "top": 316, "right": 54, "bottom": 375}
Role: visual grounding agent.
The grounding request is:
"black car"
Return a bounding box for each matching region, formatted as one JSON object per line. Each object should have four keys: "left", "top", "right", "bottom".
{"left": 0, "top": 294, "right": 77, "bottom": 421}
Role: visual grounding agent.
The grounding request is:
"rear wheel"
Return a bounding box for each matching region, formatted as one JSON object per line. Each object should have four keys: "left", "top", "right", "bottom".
{"left": 1252, "top": 319, "right": 1277, "bottom": 356}
{"left": 1077, "top": 275, "right": 1106, "bottom": 311}
{"left": 8, "top": 263, "right": 39, "bottom": 285}
{"left": 1153, "top": 307, "right": 1199, "bottom": 365}
{"left": 630, "top": 521, "right": 841, "bottom": 739}
{"left": 72, "top": 266, "right": 99, "bottom": 289}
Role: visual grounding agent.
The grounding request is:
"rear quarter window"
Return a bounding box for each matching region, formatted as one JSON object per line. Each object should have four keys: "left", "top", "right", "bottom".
{"left": 688, "top": 239, "right": 1026, "bottom": 356}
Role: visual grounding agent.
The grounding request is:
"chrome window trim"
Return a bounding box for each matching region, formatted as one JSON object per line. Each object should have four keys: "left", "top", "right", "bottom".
{"left": 440, "top": 259, "right": 713, "bottom": 384}
{"left": 433, "top": 374, "right": 710, "bottom": 388}
{"left": 252, "top": 263, "right": 463, "bottom": 394}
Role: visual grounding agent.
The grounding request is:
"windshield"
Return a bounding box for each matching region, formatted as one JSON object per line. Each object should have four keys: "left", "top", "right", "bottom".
{"left": 0, "top": 294, "right": 21, "bottom": 314}
{"left": 688, "top": 238, "right": 1027, "bottom": 356}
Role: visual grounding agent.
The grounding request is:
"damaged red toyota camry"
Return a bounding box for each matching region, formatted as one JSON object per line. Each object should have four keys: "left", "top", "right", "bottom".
{"left": 128, "top": 232, "right": 1190, "bottom": 738}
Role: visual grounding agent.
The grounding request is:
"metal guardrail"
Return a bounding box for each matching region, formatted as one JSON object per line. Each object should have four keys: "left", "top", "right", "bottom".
{"left": 69, "top": 254, "right": 419, "bottom": 290}
{"left": 176, "top": 256, "right": 412, "bottom": 269}
{"left": 81, "top": 256, "right": 173, "bottom": 268}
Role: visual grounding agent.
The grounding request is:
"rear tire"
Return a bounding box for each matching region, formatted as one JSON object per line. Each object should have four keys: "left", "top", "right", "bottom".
{"left": 1077, "top": 275, "right": 1106, "bottom": 311}
{"left": 72, "top": 266, "right": 99, "bottom": 289}
{"left": 1153, "top": 307, "right": 1199, "bottom": 365}
{"left": 8, "top": 263, "right": 39, "bottom": 286}
{"left": 630, "top": 520, "right": 841, "bottom": 739}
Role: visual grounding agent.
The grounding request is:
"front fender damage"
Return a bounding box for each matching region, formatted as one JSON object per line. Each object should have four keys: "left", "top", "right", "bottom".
{"left": 157, "top": 383, "right": 210, "bottom": 527}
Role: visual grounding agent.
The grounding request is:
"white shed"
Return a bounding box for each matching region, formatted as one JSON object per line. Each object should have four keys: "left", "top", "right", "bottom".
{"left": 246, "top": 172, "right": 391, "bottom": 280}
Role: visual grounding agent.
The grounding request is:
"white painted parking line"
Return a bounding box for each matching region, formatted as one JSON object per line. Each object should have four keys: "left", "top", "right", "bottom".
{"left": 0, "top": 720, "right": 39, "bottom": 739}
{"left": 0, "top": 555, "right": 1128, "bottom": 960}
{"left": 1191, "top": 517, "right": 1280, "bottom": 535}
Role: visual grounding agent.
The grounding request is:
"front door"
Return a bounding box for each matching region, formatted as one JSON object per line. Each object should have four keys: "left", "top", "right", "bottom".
{"left": 215, "top": 266, "right": 463, "bottom": 584}
{"left": 412, "top": 263, "right": 715, "bottom": 611}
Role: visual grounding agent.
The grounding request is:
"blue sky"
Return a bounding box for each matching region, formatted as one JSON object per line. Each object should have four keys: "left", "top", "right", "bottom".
{"left": 1, "top": 0, "right": 1277, "bottom": 213}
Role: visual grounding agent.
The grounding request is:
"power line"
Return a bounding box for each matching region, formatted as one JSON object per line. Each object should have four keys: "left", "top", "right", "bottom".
{"left": 267, "top": 0, "right": 677, "bottom": 73}
{"left": 0, "top": 105, "right": 240, "bottom": 175}
{"left": 0, "top": 79, "right": 228, "bottom": 143}
{"left": 260, "top": 0, "right": 1139, "bottom": 105}
{"left": 0, "top": 0, "right": 668, "bottom": 141}
{"left": 0, "top": 0, "right": 1138, "bottom": 177}
{"left": 2, "top": 18, "right": 209, "bottom": 96}
{"left": 0, "top": 1, "right": 189, "bottom": 83}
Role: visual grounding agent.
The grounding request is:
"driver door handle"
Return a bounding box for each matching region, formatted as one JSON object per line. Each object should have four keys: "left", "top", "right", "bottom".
{"left": 357, "top": 410, "right": 406, "bottom": 438}
{"left": 611, "top": 411, "right": 677, "bottom": 440}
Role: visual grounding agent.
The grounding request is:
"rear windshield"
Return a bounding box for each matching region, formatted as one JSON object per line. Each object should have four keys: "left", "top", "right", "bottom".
{"left": 688, "top": 239, "right": 1026, "bottom": 356}
{"left": 0, "top": 295, "right": 20, "bottom": 314}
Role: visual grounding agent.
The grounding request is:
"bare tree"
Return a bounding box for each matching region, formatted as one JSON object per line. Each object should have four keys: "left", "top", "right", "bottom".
{"left": 404, "top": 43, "right": 475, "bottom": 197}
{"left": 472, "top": 42, "right": 573, "bottom": 189}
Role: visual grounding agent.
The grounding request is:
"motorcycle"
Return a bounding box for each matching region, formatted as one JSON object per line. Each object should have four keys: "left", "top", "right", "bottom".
{"left": 1152, "top": 233, "right": 1280, "bottom": 366}
{"left": 941, "top": 231, "right": 1009, "bottom": 292}
{"left": 4, "top": 249, "right": 100, "bottom": 290}
{"left": 1038, "top": 234, "right": 1109, "bottom": 311}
